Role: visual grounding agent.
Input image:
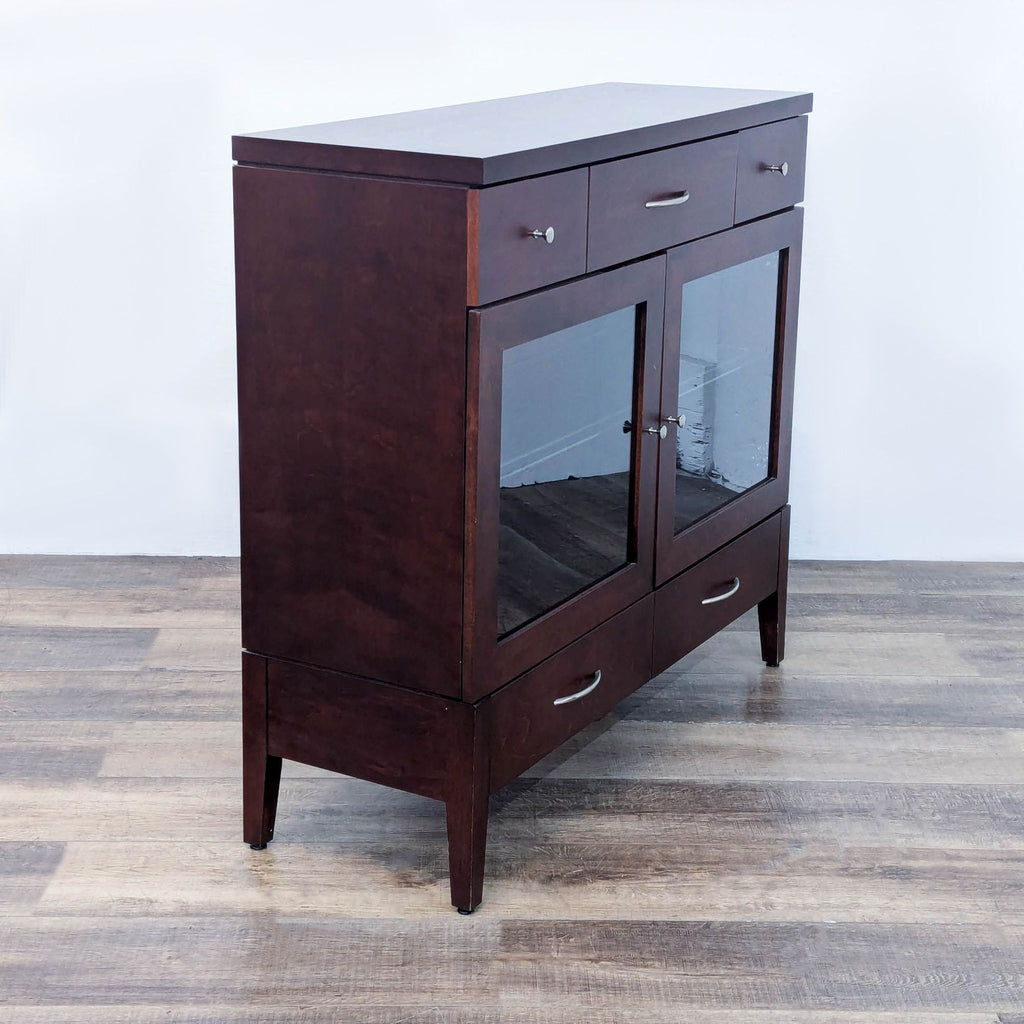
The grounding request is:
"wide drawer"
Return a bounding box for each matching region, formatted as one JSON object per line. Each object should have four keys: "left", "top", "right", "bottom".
{"left": 587, "top": 135, "right": 738, "bottom": 270}
{"left": 487, "top": 596, "right": 653, "bottom": 791}
{"left": 735, "top": 116, "right": 808, "bottom": 223}
{"left": 652, "top": 513, "right": 782, "bottom": 676}
{"left": 468, "top": 167, "right": 589, "bottom": 305}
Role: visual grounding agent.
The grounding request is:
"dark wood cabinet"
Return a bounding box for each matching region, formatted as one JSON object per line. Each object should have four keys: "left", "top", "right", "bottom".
{"left": 233, "top": 82, "right": 811, "bottom": 913}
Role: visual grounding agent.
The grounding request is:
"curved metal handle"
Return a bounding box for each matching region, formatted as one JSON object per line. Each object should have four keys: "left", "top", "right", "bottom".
{"left": 553, "top": 669, "right": 602, "bottom": 706}
{"left": 644, "top": 425, "right": 668, "bottom": 439}
{"left": 701, "top": 577, "right": 740, "bottom": 605}
{"left": 645, "top": 190, "right": 690, "bottom": 209}
{"left": 526, "top": 226, "right": 555, "bottom": 244}
{"left": 700, "top": 581, "right": 741, "bottom": 602}
{"left": 763, "top": 162, "right": 789, "bottom": 176}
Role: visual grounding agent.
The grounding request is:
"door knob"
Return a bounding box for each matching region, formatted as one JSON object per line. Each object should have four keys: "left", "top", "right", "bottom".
{"left": 644, "top": 425, "right": 668, "bottom": 439}
{"left": 526, "top": 226, "right": 555, "bottom": 244}
{"left": 763, "top": 161, "right": 789, "bottom": 176}
{"left": 665, "top": 414, "right": 686, "bottom": 427}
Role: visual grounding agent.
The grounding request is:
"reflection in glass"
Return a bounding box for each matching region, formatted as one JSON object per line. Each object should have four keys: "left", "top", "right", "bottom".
{"left": 498, "top": 307, "right": 636, "bottom": 637}
{"left": 673, "top": 252, "right": 779, "bottom": 534}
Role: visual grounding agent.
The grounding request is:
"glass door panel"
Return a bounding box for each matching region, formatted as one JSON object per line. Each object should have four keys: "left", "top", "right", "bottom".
{"left": 672, "top": 251, "right": 779, "bottom": 534}
{"left": 498, "top": 306, "right": 637, "bottom": 637}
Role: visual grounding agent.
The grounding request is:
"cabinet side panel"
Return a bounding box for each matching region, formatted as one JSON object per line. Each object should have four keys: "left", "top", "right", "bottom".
{"left": 233, "top": 166, "right": 468, "bottom": 697}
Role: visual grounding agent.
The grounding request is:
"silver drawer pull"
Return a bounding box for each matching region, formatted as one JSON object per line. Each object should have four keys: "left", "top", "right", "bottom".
{"left": 665, "top": 414, "right": 686, "bottom": 427}
{"left": 526, "top": 226, "right": 555, "bottom": 243}
{"left": 701, "top": 577, "right": 740, "bottom": 605}
{"left": 763, "top": 161, "right": 789, "bottom": 176}
{"left": 553, "top": 669, "right": 602, "bottom": 706}
{"left": 644, "top": 425, "right": 668, "bottom": 438}
{"left": 645, "top": 190, "right": 690, "bottom": 209}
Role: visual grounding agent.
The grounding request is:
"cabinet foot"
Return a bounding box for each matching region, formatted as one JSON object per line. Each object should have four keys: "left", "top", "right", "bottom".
{"left": 242, "top": 653, "right": 283, "bottom": 848}
{"left": 757, "top": 590, "right": 783, "bottom": 666}
{"left": 445, "top": 710, "right": 489, "bottom": 914}
{"left": 757, "top": 505, "right": 790, "bottom": 667}
{"left": 446, "top": 784, "right": 488, "bottom": 912}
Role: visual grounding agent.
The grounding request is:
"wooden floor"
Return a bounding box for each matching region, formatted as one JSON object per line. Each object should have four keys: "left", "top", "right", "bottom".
{"left": 2, "top": 556, "right": 1024, "bottom": 1022}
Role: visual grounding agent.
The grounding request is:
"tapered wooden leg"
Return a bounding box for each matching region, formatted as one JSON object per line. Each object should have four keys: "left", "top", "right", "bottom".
{"left": 758, "top": 591, "right": 784, "bottom": 667}
{"left": 242, "top": 652, "right": 282, "bottom": 848}
{"left": 758, "top": 505, "right": 791, "bottom": 667}
{"left": 445, "top": 709, "right": 489, "bottom": 914}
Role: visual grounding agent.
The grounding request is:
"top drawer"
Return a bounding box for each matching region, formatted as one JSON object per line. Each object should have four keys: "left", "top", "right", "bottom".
{"left": 735, "top": 116, "right": 808, "bottom": 222}
{"left": 468, "top": 167, "right": 588, "bottom": 305}
{"left": 587, "top": 135, "right": 738, "bottom": 271}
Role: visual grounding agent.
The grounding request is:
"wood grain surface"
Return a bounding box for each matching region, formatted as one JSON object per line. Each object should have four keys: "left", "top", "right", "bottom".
{"left": 1, "top": 554, "right": 1023, "bottom": 1019}
{"left": 234, "top": 166, "right": 469, "bottom": 698}
{"left": 232, "top": 82, "right": 813, "bottom": 185}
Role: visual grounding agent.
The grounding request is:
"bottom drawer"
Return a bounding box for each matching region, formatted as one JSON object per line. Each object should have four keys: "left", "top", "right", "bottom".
{"left": 488, "top": 596, "right": 653, "bottom": 791}
{"left": 653, "top": 513, "right": 782, "bottom": 676}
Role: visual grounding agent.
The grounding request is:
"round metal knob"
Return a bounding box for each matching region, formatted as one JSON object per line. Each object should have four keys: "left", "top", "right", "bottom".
{"left": 644, "top": 425, "right": 668, "bottom": 439}
{"left": 526, "top": 226, "right": 555, "bottom": 244}
{"left": 764, "top": 161, "right": 789, "bottom": 176}
{"left": 666, "top": 414, "right": 686, "bottom": 427}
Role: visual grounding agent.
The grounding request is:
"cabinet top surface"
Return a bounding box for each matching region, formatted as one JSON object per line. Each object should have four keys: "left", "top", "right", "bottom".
{"left": 232, "top": 82, "right": 812, "bottom": 186}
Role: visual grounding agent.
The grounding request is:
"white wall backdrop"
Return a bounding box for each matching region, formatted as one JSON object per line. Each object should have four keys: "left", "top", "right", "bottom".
{"left": 2, "top": 0, "right": 1023, "bottom": 558}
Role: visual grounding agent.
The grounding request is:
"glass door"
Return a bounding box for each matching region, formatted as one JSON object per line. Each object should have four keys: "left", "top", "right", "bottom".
{"left": 498, "top": 306, "right": 637, "bottom": 637}
{"left": 656, "top": 209, "right": 803, "bottom": 582}
{"left": 465, "top": 256, "right": 665, "bottom": 698}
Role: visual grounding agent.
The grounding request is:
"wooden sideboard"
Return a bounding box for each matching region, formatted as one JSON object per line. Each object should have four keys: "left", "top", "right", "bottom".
{"left": 232, "top": 82, "right": 811, "bottom": 912}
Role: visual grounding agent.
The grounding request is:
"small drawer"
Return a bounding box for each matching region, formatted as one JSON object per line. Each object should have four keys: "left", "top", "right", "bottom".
{"left": 735, "top": 116, "right": 808, "bottom": 223}
{"left": 468, "top": 167, "right": 588, "bottom": 305}
{"left": 587, "top": 135, "right": 738, "bottom": 270}
{"left": 652, "top": 514, "right": 782, "bottom": 676}
{"left": 488, "top": 596, "right": 653, "bottom": 791}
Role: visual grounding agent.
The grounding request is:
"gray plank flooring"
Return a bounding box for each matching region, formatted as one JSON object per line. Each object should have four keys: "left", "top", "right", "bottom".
{"left": 0, "top": 555, "right": 1023, "bottom": 1021}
